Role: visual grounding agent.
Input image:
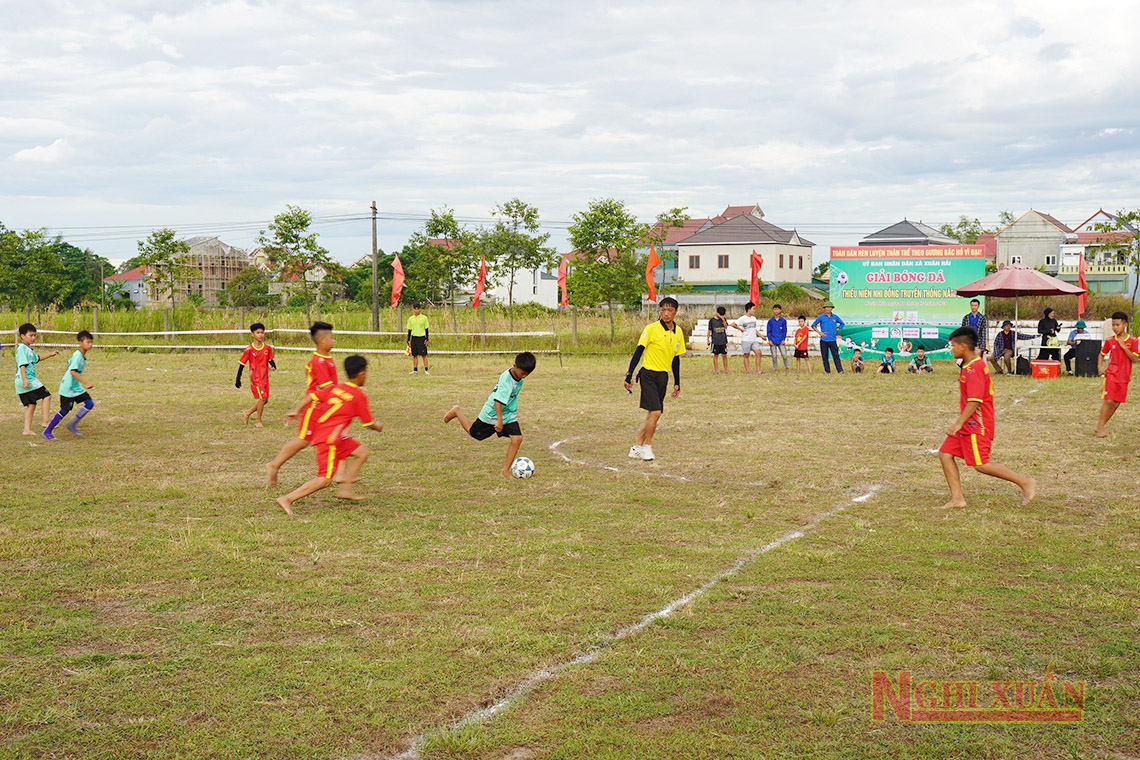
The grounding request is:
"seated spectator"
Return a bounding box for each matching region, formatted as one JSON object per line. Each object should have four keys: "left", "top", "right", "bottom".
{"left": 1063, "top": 319, "right": 1090, "bottom": 375}
{"left": 907, "top": 346, "right": 934, "bottom": 373}
{"left": 851, "top": 348, "right": 865, "bottom": 373}
{"left": 878, "top": 347, "right": 896, "bottom": 374}
{"left": 990, "top": 320, "right": 1039, "bottom": 375}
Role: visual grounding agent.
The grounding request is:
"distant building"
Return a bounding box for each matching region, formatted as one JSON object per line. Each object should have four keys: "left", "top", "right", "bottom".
{"left": 994, "top": 210, "right": 1076, "bottom": 275}
{"left": 148, "top": 236, "right": 251, "bottom": 307}
{"left": 674, "top": 205, "right": 814, "bottom": 291}
{"left": 642, "top": 217, "right": 718, "bottom": 285}
{"left": 486, "top": 268, "right": 561, "bottom": 309}
{"left": 102, "top": 266, "right": 151, "bottom": 307}
{"left": 1059, "top": 210, "right": 1136, "bottom": 295}
{"left": 859, "top": 219, "right": 958, "bottom": 247}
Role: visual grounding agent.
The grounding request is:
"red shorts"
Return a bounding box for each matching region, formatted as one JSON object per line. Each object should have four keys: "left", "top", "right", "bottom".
{"left": 296, "top": 402, "right": 317, "bottom": 440}
{"left": 314, "top": 436, "right": 360, "bottom": 479}
{"left": 1104, "top": 377, "right": 1130, "bottom": 403}
{"left": 940, "top": 432, "right": 992, "bottom": 467}
{"left": 251, "top": 379, "right": 269, "bottom": 400}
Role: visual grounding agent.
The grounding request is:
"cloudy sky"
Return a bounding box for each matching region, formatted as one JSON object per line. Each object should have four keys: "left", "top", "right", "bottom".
{"left": 3, "top": 0, "right": 1138, "bottom": 266}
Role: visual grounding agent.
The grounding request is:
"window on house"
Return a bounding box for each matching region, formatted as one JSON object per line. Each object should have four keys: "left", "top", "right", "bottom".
{"left": 689, "top": 255, "right": 700, "bottom": 269}
{"left": 799, "top": 256, "right": 804, "bottom": 270}
{"left": 1045, "top": 254, "right": 1058, "bottom": 267}
{"left": 779, "top": 254, "right": 784, "bottom": 268}
{"left": 1011, "top": 256, "right": 1022, "bottom": 264}
{"left": 717, "top": 254, "right": 729, "bottom": 269}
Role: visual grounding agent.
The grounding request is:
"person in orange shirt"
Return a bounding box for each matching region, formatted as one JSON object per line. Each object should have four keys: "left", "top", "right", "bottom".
{"left": 276, "top": 354, "right": 381, "bottom": 515}
{"left": 235, "top": 322, "right": 276, "bottom": 427}
{"left": 1095, "top": 311, "right": 1140, "bottom": 438}
{"left": 266, "top": 321, "right": 337, "bottom": 486}
{"left": 793, "top": 315, "right": 812, "bottom": 375}
{"left": 939, "top": 327, "right": 1035, "bottom": 509}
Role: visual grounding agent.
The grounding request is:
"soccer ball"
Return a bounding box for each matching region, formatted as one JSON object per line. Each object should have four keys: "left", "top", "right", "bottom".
{"left": 835, "top": 270, "right": 849, "bottom": 286}
{"left": 510, "top": 457, "right": 535, "bottom": 479}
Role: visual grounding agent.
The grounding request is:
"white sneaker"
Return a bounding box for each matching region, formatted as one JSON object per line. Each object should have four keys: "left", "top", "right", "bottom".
{"left": 424, "top": 369, "right": 430, "bottom": 375}
{"left": 629, "top": 445, "right": 642, "bottom": 458}
{"left": 638, "top": 445, "right": 655, "bottom": 461}
{"left": 410, "top": 369, "right": 418, "bottom": 374}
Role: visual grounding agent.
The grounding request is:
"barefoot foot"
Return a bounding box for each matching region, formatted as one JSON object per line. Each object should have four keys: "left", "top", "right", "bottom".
{"left": 243, "top": 411, "right": 252, "bottom": 426}
{"left": 254, "top": 421, "right": 264, "bottom": 428}
{"left": 1020, "top": 478, "right": 1037, "bottom": 506}
{"left": 334, "top": 490, "right": 366, "bottom": 501}
{"left": 276, "top": 496, "right": 294, "bottom": 515}
{"left": 266, "top": 462, "right": 279, "bottom": 487}
{"left": 939, "top": 499, "right": 967, "bottom": 509}
{"left": 443, "top": 405, "right": 459, "bottom": 423}
{"left": 1094, "top": 428, "right": 1108, "bottom": 438}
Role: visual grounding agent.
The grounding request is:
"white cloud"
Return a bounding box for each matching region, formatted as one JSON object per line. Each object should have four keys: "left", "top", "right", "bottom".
{"left": 11, "top": 138, "right": 72, "bottom": 163}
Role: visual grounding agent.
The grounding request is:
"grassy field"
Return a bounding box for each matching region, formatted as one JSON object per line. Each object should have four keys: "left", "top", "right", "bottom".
{"left": 1, "top": 348, "right": 1138, "bottom": 759}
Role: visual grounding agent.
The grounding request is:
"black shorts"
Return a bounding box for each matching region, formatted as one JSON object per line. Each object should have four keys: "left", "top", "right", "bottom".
{"left": 410, "top": 336, "right": 428, "bottom": 356}
{"left": 18, "top": 386, "right": 51, "bottom": 406}
{"left": 638, "top": 368, "right": 669, "bottom": 412}
{"left": 711, "top": 343, "right": 728, "bottom": 355}
{"left": 469, "top": 418, "right": 521, "bottom": 440}
{"left": 60, "top": 392, "right": 92, "bottom": 412}
{"left": 794, "top": 349, "right": 809, "bottom": 359}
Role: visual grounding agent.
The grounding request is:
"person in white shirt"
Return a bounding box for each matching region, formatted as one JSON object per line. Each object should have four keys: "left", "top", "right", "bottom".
{"left": 730, "top": 302, "right": 766, "bottom": 375}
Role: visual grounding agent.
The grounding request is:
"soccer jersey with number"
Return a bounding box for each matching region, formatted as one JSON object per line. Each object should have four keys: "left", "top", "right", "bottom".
{"left": 958, "top": 357, "right": 995, "bottom": 438}
{"left": 310, "top": 381, "right": 374, "bottom": 439}
{"left": 240, "top": 343, "right": 275, "bottom": 385}
{"left": 1102, "top": 334, "right": 1139, "bottom": 383}
{"left": 305, "top": 352, "right": 338, "bottom": 400}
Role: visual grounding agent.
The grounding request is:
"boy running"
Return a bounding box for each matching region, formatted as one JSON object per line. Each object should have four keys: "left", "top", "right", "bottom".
{"left": 624, "top": 297, "right": 685, "bottom": 461}
{"left": 276, "top": 355, "right": 381, "bottom": 515}
{"left": 939, "top": 327, "right": 1035, "bottom": 509}
{"left": 706, "top": 306, "right": 729, "bottom": 374}
{"left": 406, "top": 303, "right": 430, "bottom": 375}
{"left": 15, "top": 323, "right": 59, "bottom": 435}
{"left": 1095, "top": 310, "right": 1140, "bottom": 437}
{"left": 44, "top": 330, "right": 95, "bottom": 441}
{"left": 444, "top": 351, "right": 536, "bottom": 478}
{"left": 793, "top": 315, "right": 812, "bottom": 375}
{"left": 236, "top": 322, "right": 276, "bottom": 427}
{"left": 266, "top": 321, "right": 337, "bottom": 485}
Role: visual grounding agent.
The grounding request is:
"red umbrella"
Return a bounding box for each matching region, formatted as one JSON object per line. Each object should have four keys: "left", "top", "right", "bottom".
{"left": 956, "top": 263, "right": 1085, "bottom": 322}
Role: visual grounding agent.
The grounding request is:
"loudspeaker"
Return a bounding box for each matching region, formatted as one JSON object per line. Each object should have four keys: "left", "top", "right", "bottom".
{"left": 1016, "top": 355, "right": 1031, "bottom": 376}
{"left": 1075, "top": 340, "right": 1101, "bottom": 378}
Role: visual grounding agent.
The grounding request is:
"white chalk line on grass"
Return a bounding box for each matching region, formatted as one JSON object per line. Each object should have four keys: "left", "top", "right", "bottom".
{"left": 375, "top": 485, "right": 881, "bottom": 760}
{"left": 548, "top": 437, "right": 769, "bottom": 487}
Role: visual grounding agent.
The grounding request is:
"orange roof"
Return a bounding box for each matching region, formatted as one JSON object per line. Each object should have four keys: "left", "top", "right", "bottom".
{"left": 646, "top": 218, "right": 714, "bottom": 246}
{"left": 103, "top": 266, "right": 150, "bottom": 282}
{"left": 722, "top": 205, "right": 758, "bottom": 218}
{"left": 1032, "top": 210, "right": 1074, "bottom": 233}
{"left": 1076, "top": 230, "right": 1134, "bottom": 245}
{"left": 427, "top": 237, "right": 463, "bottom": 251}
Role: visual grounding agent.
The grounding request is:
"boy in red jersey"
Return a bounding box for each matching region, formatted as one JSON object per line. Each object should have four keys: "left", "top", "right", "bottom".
{"left": 276, "top": 355, "right": 381, "bottom": 515}
{"left": 1095, "top": 311, "right": 1140, "bottom": 438}
{"left": 793, "top": 315, "right": 812, "bottom": 375}
{"left": 939, "top": 327, "right": 1036, "bottom": 509}
{"left": 266, "top": 321, "right": 337, "bottom": 485}
{"left": 236, "top": 322, "right": 276, "bottom": 427}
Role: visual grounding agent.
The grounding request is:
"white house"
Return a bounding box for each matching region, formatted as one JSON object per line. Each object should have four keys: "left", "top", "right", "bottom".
{"left": 103, "top": 266, "right": 150, "bottom": 307}
{"left": 486, "top": 268, "right": 561, "bottom": 309}
{"left": 995, "top": 210, "right": 1076, "bottom": 274}
{"left": 674, "top": 206, "right": 814, "bottom": 290}
{"left": 1059, "top": 210, "right": 1135, "bottom": 296}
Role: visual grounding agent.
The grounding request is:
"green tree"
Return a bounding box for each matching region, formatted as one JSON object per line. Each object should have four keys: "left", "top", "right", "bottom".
{"left": 407, "top": 207, "right": 475, "bottom": 334}
{"left": 939, "top": 211, "right": 1016, "bottom": 244}
{"left": 1091, "top": 209, "right": 1140, "bottom": 311}
{"left": 812, "top": 261, "right": 830, "bottom": 280}
{"left": 479, "top": 198, "right": 557, "bottom": 340}
{"left": 257, "top": 206, "right": 333, "bottom": 322}
{"left": 225, "top": 266, "right": 270, "bottom": 307}
{"left": 137, "top": 228, "right": 197, "bottom": 310}
{"left": 642, "top": 207, "right": 689, "bottom": 293}
{"left": 567, "top": 198, "right": 650, "bottom": 342}
{"left": 50, "top": 240, "right": 112, "bottom": 308}
{"left": 0, "top": 226, "right": 69, "bottom": 313}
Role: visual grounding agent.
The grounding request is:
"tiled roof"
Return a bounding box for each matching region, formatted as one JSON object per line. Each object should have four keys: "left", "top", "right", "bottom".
{"left": 1076, "top": 230, "right": 1134, "bottom": 245}
{"left": 103, "top": 266, "right": 150, "bottom": 282}
{"left": 428, "top": 237, "right": 463, "bottom": 251}
{"left": 721, "top": 205, "right": 760, "bottom": 218}
{"left": 1032, "top": 210, "right": 1074, "bottom": 233}
{"left": 647, "top": 218, "right": 715, "bottom": 246}
{"left": 860, "top": 219, "right": 957, "bottom": 245}
{"left": 676, "top": 213, "right": 814, "bottom": 247}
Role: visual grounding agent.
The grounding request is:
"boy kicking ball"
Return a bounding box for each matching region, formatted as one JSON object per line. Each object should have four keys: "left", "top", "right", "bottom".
{"left": 276, "top": 355, "right": 381, "bottom": 515}
{"left": 444, "top": 351, "right": 535, "bottom": 478}
{"left": 938, "top": 327, "right": 1035, "bottom": 509}
{"left": 235, "top": 322, "right": 276, "bottom": 427}
{"left": 1095, "top": 310, "right": 1140, "bottom": 437}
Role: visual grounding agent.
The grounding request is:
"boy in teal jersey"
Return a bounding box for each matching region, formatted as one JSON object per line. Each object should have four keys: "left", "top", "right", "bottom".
{"left": 444, "top": 351, "right": 536, "bottom": 477}
{"left": 15, "top": 323, "right": 60, "bottom": 435}
{"left": 44, "top": 330, "right": 95, "bottom": 440}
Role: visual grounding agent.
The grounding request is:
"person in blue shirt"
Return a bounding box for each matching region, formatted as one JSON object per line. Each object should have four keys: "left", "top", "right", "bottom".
{"left": 765, "top": 304, "right": 790, "bottom": 373}
{"left": 878, "top": 347, "right": 896, "bottom": 374}
{"left": 1063, "top": 319, "right": 1089, "bottom": 375}
{"left": 811, "top": 302, "right": 846, "bottom": 374}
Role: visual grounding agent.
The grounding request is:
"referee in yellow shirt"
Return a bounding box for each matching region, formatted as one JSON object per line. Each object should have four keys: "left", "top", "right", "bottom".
{"left": 624, "top": 296, "right": 686, "bottom": 461}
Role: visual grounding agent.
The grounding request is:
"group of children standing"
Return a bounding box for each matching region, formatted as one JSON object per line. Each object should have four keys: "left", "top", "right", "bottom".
{"left": 705, "top": 302, "right": 815, "bottom": 376}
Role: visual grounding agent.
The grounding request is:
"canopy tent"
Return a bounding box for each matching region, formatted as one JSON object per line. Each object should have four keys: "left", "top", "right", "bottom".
{"left": 956, "top": 264, "right": 1086, "bottom": 322}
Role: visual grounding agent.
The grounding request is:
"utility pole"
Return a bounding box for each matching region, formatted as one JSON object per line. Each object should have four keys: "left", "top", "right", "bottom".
{"left": 371, "top": 201, "right": 379, "bottom": 332}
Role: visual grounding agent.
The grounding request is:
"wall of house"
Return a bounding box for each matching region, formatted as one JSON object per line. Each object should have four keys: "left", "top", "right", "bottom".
{"left": 675, "top": 242, "right": 813, "bottom": 286}
{"left": 487, "top": 268, "right": 560, "bottom": 309}
{"left": 995, "top": 216, "right": 1067, "bottom": 272}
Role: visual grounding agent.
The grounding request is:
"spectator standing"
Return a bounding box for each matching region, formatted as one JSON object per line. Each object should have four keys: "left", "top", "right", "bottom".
{"left": 730, "top": 302, "right": 765, "bottom": 375}
{"left": 1037, "top": 307, "right": 1061, "bottom": 361}
{"left": 811, "top": 302, "right": 845, "bottom": 374}
{"left": 766, "top": 304, "right": 790, "bottom": 373}
{"left": 961, "top": 299, "right": 988, "bottom": 357}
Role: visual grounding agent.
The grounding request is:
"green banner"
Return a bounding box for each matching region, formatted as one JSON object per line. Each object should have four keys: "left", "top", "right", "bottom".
{"left": 828, "top": 245, "right": 987, "bottom": 358}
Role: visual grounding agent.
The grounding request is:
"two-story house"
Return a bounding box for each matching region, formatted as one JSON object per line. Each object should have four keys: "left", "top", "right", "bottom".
{"left": 1059, "top": 210, "right": 1136, "bottom": 295}
{"left": 994, "top": 210, "right": 1076, "bottom": 274}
